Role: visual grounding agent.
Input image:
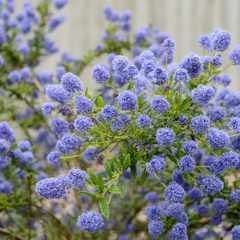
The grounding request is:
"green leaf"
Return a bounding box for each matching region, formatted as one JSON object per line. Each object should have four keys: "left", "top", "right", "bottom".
{"left": 88, "top": 170, "right": 104, "bottom": 192}
{"left": 109, "top": 185, "right": 124, "bottom": 197}
{"left": 79, "top": 191, "right": 97, "bottom": 199}
{"left": 95, "top": 96, "right": 104, "bottom": 108}
{"left": 99, "top": 198, "right": 110, "bottom": 219}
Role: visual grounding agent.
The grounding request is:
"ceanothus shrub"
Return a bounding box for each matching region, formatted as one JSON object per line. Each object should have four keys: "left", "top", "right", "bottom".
{"left": 1, "top": 1, "right": 240, "bottom": 239}
{"left": 34, "top": 10, "right": 240, "bottom": 239}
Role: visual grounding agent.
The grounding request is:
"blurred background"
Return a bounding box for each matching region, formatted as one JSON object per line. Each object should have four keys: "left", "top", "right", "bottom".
{"left": 18, "top": 0, "right": 240, "bottom": 89}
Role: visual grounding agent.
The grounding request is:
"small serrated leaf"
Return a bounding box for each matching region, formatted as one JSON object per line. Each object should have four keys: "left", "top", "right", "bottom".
{"left": 95, "top": 95, "right": 104, "bottom": 108}
{"left": 99, "top": 198, "right": 109, "bottom": 219}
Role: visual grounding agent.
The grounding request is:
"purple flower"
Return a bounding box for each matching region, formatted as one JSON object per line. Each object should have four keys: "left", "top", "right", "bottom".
{"left": 92, "top": 64, "right": 110, "bottom": 83}
{"left": 118, "top": 90, "right": 137, "bottom": 111}
{"left": 61, "top": 72, "right": 83, "bottom": 93}
{"left": 77, "top": 211, "right": 104, "bottom": 233}
{"left": 148, "top": 221, "right": 164, "bottom": 238}
{"left": 232, "top": 225, "right": 240, "bottom": 240}
{"left": 146, "top": 155, "right": 166, "bottom": 176}
{"left": 169, "top": 223, "right": 188, "bottom": 240}
{"left": 137, "top": 114, "right": 151, "bottom": 128}
{"left": 0, "top": 122, "right": 15, "bottom": 143}
{"left": 18, "top": 140, "right": 31, "bottom": 151}
{"left": 151, "top": 96, "right": 169, "bottom": 113}
{"left": 45, "top": 84, "right": 71, "bottom": 104}
{"left": 47, "top": 151, "right": 62, "bottom": 167}
{"left": 48, "top": 15, "right": 64, "bottom": 31}
{"left": 53, "top": 0, "right": 68, "bottom": 9}
{"left": 35, "top": 176, "right": 69, "bottom": 199}
{"left": 206, "top": 128, "right": 230, "bottom": 149}
{"left": 153, "top": 67, "right": 168, "bottom": 85}
{"left": 173, "top": 68, "right": 190, "bottom": 83}
{"left": 42, "top": 103, "right": 55, "bottom": 116}
{"left": 100, "top": 105, "right": 117, "bottom": 121}
{"left": 164, "top": 182, "right": 185, "bottom": 203}
{"left": 230, "top": 190, "right": 240, "bottom": 203}
{"left": 181, "top": 53, "right": 202, "bottom": 78}
{"left": 74, "top": 116, "right": 94, "bottom": 133}
{"left": 111, "top": 114, "right": 130, "bottom": 132}
{"left": 229, "top": 45, "right": 240, "bottom": 65}
{"left": 190, "top": 115, "right": 210, "bottom": 133}
{"left": 50, "top": 118, "right": 69, "bottom": 136}
{"left": 212, "top": 29, "right": 231, "bottom": 52}
{"left": 67, "top": 168, "right": 88, "bottom": 188}
{"left": 82, "top": 147, "right": 99, "bottom": 161}
{"left": 179, "top": 155, "right": 196, "bottom": 173}
{"left": 75, "top": 96, "right": 93, "bottom": 114}
{"left": 199, "top": 175, "right": 224, "bottom": 195}
{"left": 156, "top": 128, "right": 175, "bottom": 147}
{"left": 191, "top": 85, "right": 215, "bottom": 105}
{"left": 56, "top": 134, "right": 83, "bottom": 154}
{"left": 0, "top": 139, "right": 10, "bottom": 154}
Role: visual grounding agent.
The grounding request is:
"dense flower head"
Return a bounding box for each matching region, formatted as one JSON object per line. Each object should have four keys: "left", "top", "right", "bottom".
{"left": 42, "top": 102, "right": 55, "bottom": 116}
{"left": 56, "top": 134, "right": 83, "bottom": 154}
{"left": 212, "top": 29, "right": 231, "bottom": 51}
{"left": 144, "top": 192, "right": 159, "bottom": 203}
{"left": 82, "top": 147, "right": 99, "bottom": 161}
{"left": 137, "top": 114, "right": 151, "bottom": 128}
{"left": 164, "top": 182, "right": 185, "bottom": 203}
{"left": 191, "top": 84, "right": 215, "bottom": 105}
{"left": 74, "top": 116, "right": 94, "bottom": 133}
{"left": 212, "top": 198, "right": 228, "bottom": 215}
{"left": 181, "top": 53, "right": 202, "bottom": 78}
{"left": 47, "top": 151, "right": 61, "bottom": 167}
{"left": 206, "top": 128, "right": 230, "bottom": 149}
{"left": 199, "top": 175, "right": 224, "bottom": 195}
{"left": 228, "top": 117, "right": 240, "bottom": 132}
{"left": 0, "top": 139, "right": 10, "bottom": 154}
{"left": 183, "top": 140, "right": 198, "bottom": 155}
{"left": 153, "top": 67, "right": 168, "bottom": 84}
{"left": 173, "top": 67, "right": 190, "bottom": 83}
{"left": 111, "top": 114, "right": 130, "bottom": 132}
{"left": 35, "top": 176, "right": 69, "bottom": 199}
{"left": 77, "top": 211, "right": 104, "bottom": 233}
{"left": 230, "top": 190, "right": 240, "bottom": 203}
{"left": 169, "top": 223, "right": 188, "bottom": 240}
{"left": 118, "top": 90, "right": 137, "bottom": 111}
{"left": 148, "top": 220, "right": 164, "bottom": 238}
{"left": 188, "top": 187, "right": 203, "bottom": 201}
{"left": 45, "top": 84, "right": 71, "bottom": 104}
{"left": 198, "top": 34, "right": 212, "bottom": 51}
{"left": 190, "top": 115, "right": 210, "bottom": 134}
{"left": 92, "top": 64, "right": 110, "bottom": 83}
{"left": 50, "top": 118, "right": 69, "bottom": 136}
{"left": 179, "top": 155, "right": 196, "bottom": 173}
{"left": 156, "top": 128, "right": 175, "bottom": 147}
{"left": 229, "top": 45, "right": 240, "bottom": 65}
{"left": 53, "top": 0, "right": 68, "bottom": 9}
{"left": 207, "top": 106, "right": 225, "bottom": 122}
{"left": 75, "top": 96, "right": 93, "bottom": 114}
{"left": 67, "top": 168, "right": 88, "bottom": 189}
{"left": 232, "top": 225, "right": 240, "bottom": 240}
{"left": 100, "top": 105, "right": 118, "bottom": 121}
{"left": 0, "top": 122, "right": 15, "bottom": 143}
{"left": 151, "top": 96, "right": 169, "bottom": 113}
{"left": 112, "top": 55, "right": 129, "bottom": 73}
{"left": 146, "top": 155, "right": 166, "bottom": 176}
{"left": 61, "top": 72, "right": 83, "bottom": 93}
